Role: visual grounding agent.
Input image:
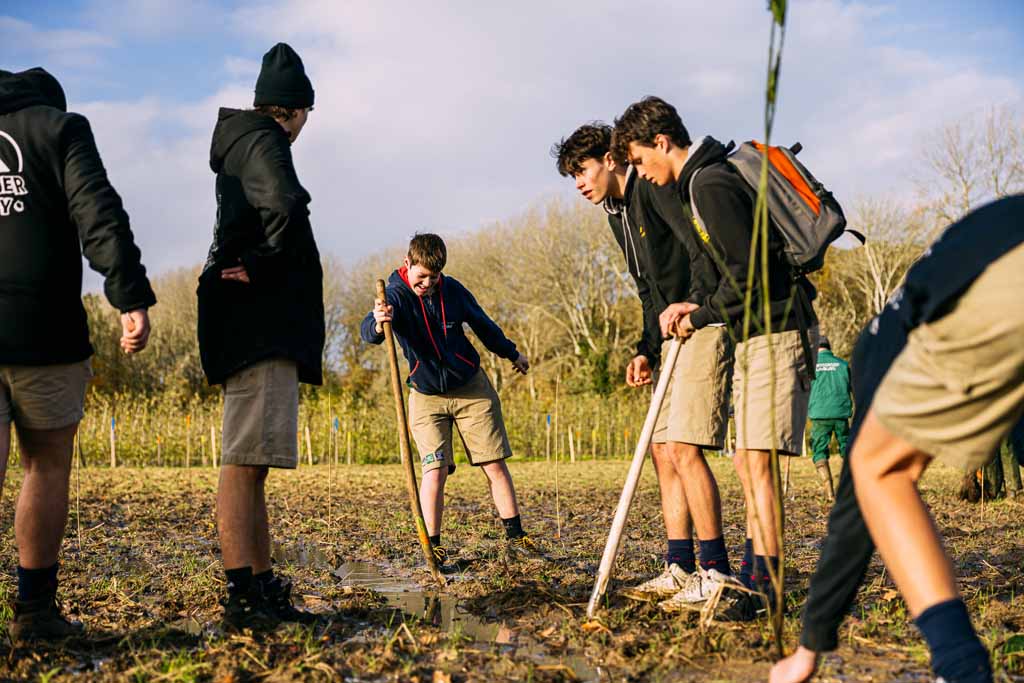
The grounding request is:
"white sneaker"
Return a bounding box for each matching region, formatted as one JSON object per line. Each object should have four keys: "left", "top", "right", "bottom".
{"left": 659, "top": 567, "right": 741, "bottom": 611}
{"left": 621, "top": 563, "right": 692, "bottom": 600}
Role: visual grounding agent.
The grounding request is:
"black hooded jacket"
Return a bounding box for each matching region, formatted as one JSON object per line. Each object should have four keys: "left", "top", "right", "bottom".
{"left": 605, "top": 167, "right": 719, "bottom": 367}
{"left": 197, "top": 108, "right": 324, "bottom": 386}
{"left": 676, "top": 136, "right": 817, "bottom": 338}
{"left": 0, "top": 69, "right": 156, "bottom": 365}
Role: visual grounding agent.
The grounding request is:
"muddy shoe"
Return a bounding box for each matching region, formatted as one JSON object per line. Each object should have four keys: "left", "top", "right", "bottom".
{"left": 505, "top": 534, "right": 546, "bottom": 560}
{"left": 716, "top": 587, "right": 783, "bottom": 622}
{"left": 621, "top": 563, "right": 692, "bottom": 601}
{"left": 263, "top": 577, "right": 317, "bottom": 625}
{"left": 221, "top": 588, "right": 281, "bottom": 633}
{"left": 432, "top": 545, "right": 451, "bottom": 567}
{"left": 659, "top": 568, "right": 741, "bottom": 611}
{"left": 9, "top": 593, "right": 83, "bottom": 642}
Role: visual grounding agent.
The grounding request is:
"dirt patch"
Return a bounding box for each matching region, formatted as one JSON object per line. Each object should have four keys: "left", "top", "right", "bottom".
{"left": 1, "top": 459, "right": 1023, "bottom": 681}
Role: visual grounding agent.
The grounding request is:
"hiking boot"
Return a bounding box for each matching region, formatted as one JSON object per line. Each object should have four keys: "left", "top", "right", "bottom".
{"left": 816, "top": 461, "right": 836, "bottom": 501}
{"left": 432, "top": 545, "right": 450, "bottom": 567}
{"left": 505, "top": 534, "right": 546, "bottom": 559}
{"left": 9, "top": 593, "right": 83, "bottom": 642}
{"left": 621, "top": 563, "right": 692, "bottom": 601}
{"left": 659, "top": 568, "right": 742, "bottom": 611}
{"left": 263, "top": 577, "right": 317, "bottom": 624}
{"left": 221, "top": 587, "right": 281, "bottom": 633}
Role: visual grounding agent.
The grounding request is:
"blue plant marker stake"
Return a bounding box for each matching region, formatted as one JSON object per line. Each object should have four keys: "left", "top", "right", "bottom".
{"left": 547, "top": 414, "right": 551, "bottom": 425}
{"left": 333, "top": 417, "right": 340, "bottom": 432}
{"left": 111, "top": 417, "right": 116, "bottom": 431}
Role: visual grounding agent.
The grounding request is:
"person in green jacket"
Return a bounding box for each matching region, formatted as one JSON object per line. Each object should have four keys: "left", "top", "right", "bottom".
{"left": 807, "top": 336, "right": 852, "bottom": 500}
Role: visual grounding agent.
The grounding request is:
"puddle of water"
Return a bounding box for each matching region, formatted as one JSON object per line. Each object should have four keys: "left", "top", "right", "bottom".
{"left": 334, "top": 561, "right": 607, "bottom": 681}
{"left": 272, "top": 540, "right": 332, "bottom": 569}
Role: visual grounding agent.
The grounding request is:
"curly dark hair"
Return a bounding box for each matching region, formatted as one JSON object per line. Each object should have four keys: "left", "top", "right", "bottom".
{"left": 408, "top": 233, "right": 447, "bottom": 273}
{"left": 253, "top": 104, "right": 308, "bottom": 121}
{"left": 611, "top": 96, "right": 691, "bottom": 163}
{"left": 551, "top": 122, "right": 613, "bottom": 177}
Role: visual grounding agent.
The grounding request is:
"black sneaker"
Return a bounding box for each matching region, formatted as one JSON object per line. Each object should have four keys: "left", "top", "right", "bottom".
{"left": 9, "top": 593, "right": 83, "bottom": 642}
{"left": 506, "top": 534, "right": 546, "bottom": 559}
{"left": 717, "top": 590, "right": 769, "bottom": 622}
{"left": 221, "top": 586, "right": 281, "bottom": 633}
{"left": 720, "top": 585, "right": 782, "bottom": 622}
{"left": 263, "top": 577, "right": 317, "bottom": 624}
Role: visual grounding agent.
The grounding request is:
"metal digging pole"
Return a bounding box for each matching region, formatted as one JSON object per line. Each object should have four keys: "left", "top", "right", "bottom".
{"left": 586, "top": 338, "right": 682, "bottom": 618}
{"left": 376, "top": 279, "right": 445, "bottom": 586}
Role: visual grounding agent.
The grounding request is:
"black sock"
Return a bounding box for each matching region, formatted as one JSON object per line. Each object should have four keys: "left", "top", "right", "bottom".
{"left": 698, "top": 537, "right": 731, "bottom": 574}
{"left": 17, "top": 563, "right": 58, "bottom": 601}
{"left": 915, "top": 599, "right": 992, "bottom": 683}
{"left": 739, "top": 539, "right": 754, "bottom": 588}
{"left": 502, "top": 515, "right": 525, "bottom": 539}
{"left": 666, "top": 538, "right": 696, "bottom": 573}
{"left": 254, "top": 568, "right": 275, "bottom": 589}
{"left": 429, "top": 534, "right": 441, "bottom": 547}
{"left": 225, "top": 566, "right": 253, "bottom": 598}
{"left": 753, "top": 555, "right": 779, "bottom": 595}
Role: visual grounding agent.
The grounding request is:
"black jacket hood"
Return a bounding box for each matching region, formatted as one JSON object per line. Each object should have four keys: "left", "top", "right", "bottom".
{"left": 209, "top": 108, "right": 284, "bottom": 173}
{"left": 677, "top": 136, "right": 734, "bottom": 201}
{"left": 0, "top": 67, "right": 67, "bottom": 115}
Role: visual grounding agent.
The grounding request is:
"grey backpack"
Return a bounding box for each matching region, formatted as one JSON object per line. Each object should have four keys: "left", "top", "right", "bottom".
{"left": 689, "top": 140, "right": 862, "bottom": 276}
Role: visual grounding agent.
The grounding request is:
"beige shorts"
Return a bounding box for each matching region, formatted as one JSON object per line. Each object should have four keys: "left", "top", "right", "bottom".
{"left": 221, "top": 358, "right": 299, "bottom": 469}
{"left": 0, "top": 360, "right": 92, "bottom": 430}
{"left": 873, "top": 243, "right": 1024, "bottom": 471}
{"left": 652, "top": 327, "right": 733, "bottom": 448}
{"left": 408, "top": 369, "right": 512, "bottom": 474}
{"left": 733, "top": 326, "right": 818, "bottom": 455}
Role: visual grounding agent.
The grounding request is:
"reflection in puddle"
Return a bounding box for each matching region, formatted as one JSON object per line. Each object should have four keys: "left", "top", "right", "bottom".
{"left": 334, "top": 561, "right": 604, "bottom": 681}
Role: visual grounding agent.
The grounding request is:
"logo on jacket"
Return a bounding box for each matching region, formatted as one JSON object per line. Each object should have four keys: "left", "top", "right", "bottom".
{"left": 0, "top": 130, "right": 28, "bottom": 217}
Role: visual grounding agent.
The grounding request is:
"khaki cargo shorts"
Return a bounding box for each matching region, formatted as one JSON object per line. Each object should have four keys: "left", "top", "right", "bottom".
{"left": 873, "top": 243, "right": 1024, "bottom": 471}
{"left": 733, "top": 326, "right": 818, "bottom": 455}
{"left": 222, "top": 358, "right": 299, "bottom": 469}
{"left": 0, "top": 360, "right": 92, "bottom": 430}
{"left": 408, "top": 369, "right": 512, "bottom": 474}
{"left": 652, "top": 326, "right": 733, "bottom": 449}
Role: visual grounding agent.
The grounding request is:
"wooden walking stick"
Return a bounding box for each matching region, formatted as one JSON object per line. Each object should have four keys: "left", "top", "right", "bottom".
{"left": 587, "top": 338, "right": 683, "bottom": 618}
{"left": 376, "top": 280, "right": 446, "bottom": 586}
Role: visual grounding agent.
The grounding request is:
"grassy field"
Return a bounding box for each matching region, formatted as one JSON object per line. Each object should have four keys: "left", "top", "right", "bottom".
{"left": 2, "top": 457, "right": 1022, "bottom": 682}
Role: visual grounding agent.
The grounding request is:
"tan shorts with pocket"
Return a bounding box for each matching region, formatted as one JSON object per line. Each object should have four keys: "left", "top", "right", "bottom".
{"left": 0, "top": 360, "right": 92, "bottom": 430}
{"left": 652, "top": 327, "right": 733, "bottom": 448}
{"left": 408, "top": 369, "right": 512, "bottom": 474}
{"left": 873, "top": 243, "right": 1024, "bottom": 471}
{"left": 222, "top": 358, "right": 299, "bottom": 469}
{"left": 733, "top": 326, "right": 818, "bottom": 455}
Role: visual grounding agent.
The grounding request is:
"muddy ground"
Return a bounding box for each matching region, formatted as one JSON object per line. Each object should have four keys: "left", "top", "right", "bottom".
{"left": 2, "top": 458, "right": 1023, "bottom": 682}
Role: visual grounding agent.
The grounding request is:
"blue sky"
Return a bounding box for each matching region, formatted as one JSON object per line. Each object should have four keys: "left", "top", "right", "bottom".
{"left": 3, "top": 1, "right": 1022, "bottom": 286}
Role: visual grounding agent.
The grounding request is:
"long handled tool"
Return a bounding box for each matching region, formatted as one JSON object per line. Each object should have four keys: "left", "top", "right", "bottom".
{"left": 376, "top": 279, "right": 446, "bottom": 586}
{"left": 586, "top": 338, "right": 683, "bottom": 618}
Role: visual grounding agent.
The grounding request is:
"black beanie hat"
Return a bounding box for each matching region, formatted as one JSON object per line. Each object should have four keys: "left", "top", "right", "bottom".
{"left": 20, "top": 67, "right": 67, "bottom": 112}
{"left": 253, "top": 43, "right": 314, "bottom": 109}
{"left": 818, "top": 335, "right": 831, "bottom": 350}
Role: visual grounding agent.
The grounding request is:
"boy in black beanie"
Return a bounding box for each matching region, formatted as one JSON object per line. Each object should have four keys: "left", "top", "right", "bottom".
{"left": 198, "top": 42, "right": 324, "bottom": 632}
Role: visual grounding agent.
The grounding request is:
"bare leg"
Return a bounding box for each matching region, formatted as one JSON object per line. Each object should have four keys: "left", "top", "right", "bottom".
{"left": 734, "top": 449, "right": 779, "bottom": 556}
{"left": 252, "top": 470, "right": 271, "bottom": 574}
{"left": 480, "top": 460, "right": 519, "bottom": 519}
{"left": 14, "top": 423, "right": 77, "bottom": 568}
{"left": 651, "top": 442, "right": 693, "bottom": 539}
{"left": 669, "top": 442, "right": 722, "bottom": 540}
{"left": 218, "top": 464, "right": 269, "bottom": 570}
{"left": 850, "top": 411, "right": 956, "bottom": 615}
{"left": 420, "top": 466, "right": 448, "bottom": 536}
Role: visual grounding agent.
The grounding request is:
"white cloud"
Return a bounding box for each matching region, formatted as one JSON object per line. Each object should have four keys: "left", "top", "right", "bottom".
{"left": 0, "top": 15, "right": 115, "bottom": 69}
{"left": 65, "top": 0, "right": 1022, "bottom": 293}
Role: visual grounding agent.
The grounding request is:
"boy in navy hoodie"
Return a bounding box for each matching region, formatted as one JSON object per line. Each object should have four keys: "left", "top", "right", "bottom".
{"left": 361, "top": 233, "right": 538, "bottom": 565}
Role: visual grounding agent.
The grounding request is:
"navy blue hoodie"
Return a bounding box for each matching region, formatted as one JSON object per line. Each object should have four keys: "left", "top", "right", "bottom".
{"left": 360, "top": 267, "right": 518, "bottom": 395}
